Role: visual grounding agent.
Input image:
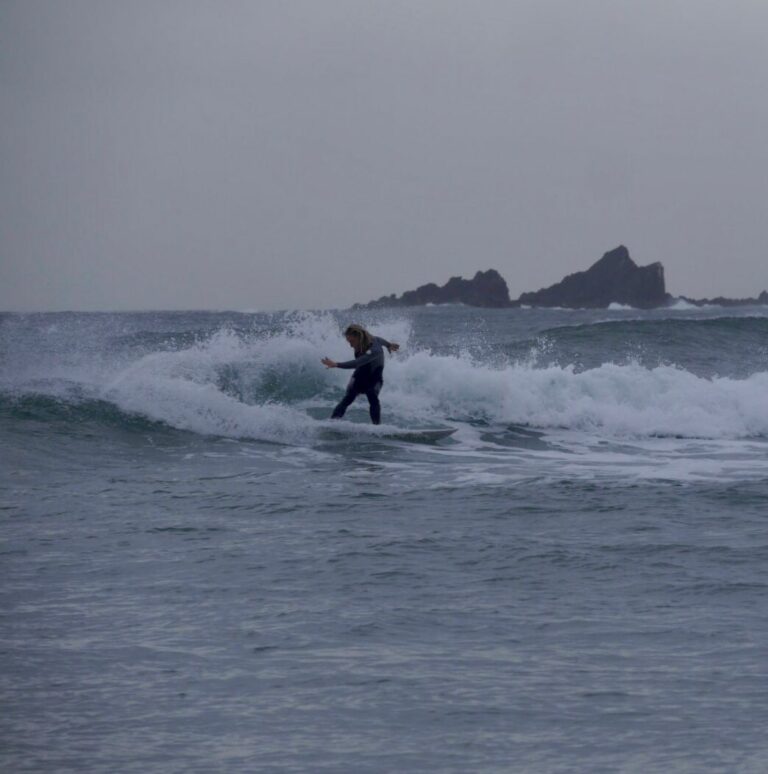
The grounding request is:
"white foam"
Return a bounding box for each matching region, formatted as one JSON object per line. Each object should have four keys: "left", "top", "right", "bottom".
{"left": 99, "top": 313, "right": 415, "bottom": 443}
{"left": 668, "top": 298, "right": 720, "bottom": 310}
{"left": 384, "top": 353, "right": 768, "bottom": 440}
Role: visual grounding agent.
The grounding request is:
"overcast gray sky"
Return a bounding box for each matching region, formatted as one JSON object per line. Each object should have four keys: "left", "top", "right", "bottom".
{"left": 2, "top": 0, "right": 767, "bottom": 311}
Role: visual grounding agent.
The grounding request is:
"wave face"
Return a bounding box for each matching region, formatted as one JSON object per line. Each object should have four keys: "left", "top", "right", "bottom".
{"left": 2, "top": 307, "right": 768, "bottom": 443}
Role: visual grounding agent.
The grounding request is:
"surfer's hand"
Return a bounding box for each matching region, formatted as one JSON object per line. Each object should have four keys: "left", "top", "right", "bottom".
{"left": 321, "top": 357, "right": 337, "bottom": 368}
{"left": 387, "top": 342, "right": 400, "bottom": 353}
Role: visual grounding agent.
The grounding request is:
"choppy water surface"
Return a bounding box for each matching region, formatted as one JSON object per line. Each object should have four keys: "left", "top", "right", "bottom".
{"left": 2, "top": 306, "right": 768, "bottom": 772}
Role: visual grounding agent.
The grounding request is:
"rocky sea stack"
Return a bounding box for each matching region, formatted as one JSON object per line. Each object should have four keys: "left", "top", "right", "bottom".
{"left": 355, "top": 269, "right": 511, "bottom": 309}
{"left": 353, "top": 245, "right": 766, "bottom": 310}
{"left": 518, "top": 245, "right": 669, "bottom": 309}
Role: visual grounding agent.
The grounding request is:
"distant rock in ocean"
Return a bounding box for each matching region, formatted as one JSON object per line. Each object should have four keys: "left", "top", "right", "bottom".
{"left": 353, "top": 245, "right": 766, "bottom": 310}
{"left": 355, "top": 269, "right": 511, "bottom": 309}
{"left": 517, "top": 246, "right": 669, "bottom": 309}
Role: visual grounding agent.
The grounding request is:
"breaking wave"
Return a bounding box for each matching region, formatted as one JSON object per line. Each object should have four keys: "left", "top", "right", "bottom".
{"left": 3, "top": 312, "right": 768, "bottom": 443}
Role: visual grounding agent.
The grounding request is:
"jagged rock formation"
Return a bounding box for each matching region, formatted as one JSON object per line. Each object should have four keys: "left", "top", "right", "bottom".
{"left": 356, "top": 269, "right": 511, "bottom": 309}
{"left": 517, "top": 246, "right": 669, "bottom": 309}
{"left": 353, "top": 245, "right": 766, "bottom": 310}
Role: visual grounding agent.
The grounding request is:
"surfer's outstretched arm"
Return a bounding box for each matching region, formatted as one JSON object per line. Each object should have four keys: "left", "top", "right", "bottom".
{"left": 334, "top": 351, "right": 378, "bottom": 369}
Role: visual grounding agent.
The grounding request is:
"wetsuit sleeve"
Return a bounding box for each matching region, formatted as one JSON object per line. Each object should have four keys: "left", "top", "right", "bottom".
{"left": 335, "top": 351, "right": 378, "bottom": 369}
{"left": 336, "top": 339, "right": 385, "bottom": 369}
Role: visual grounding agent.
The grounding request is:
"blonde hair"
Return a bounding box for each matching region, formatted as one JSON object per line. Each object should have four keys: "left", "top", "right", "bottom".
{"left": 344, "top": 323, "right": 373, "bottom": 356}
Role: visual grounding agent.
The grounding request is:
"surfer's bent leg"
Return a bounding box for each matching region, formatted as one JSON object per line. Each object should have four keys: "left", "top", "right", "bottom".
{"left": 365, "top": 381, "right": 382, "bottom": 425}
{"left": 331, "top": 380, "right": 360, "bottom": 419}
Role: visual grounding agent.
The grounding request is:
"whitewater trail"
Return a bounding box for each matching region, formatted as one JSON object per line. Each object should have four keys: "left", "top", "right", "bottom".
{"left": 89, "top": 318, "right": 768, "bottom": 443}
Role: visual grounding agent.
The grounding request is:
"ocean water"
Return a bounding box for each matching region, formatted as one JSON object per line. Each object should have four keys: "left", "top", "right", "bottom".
{"left": 2, "top": 305, "right": 768, "bottom": 773}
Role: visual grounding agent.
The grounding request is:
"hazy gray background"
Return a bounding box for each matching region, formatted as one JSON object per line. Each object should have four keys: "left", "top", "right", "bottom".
{"left": 2, "top": 0, "right": 767, "bottom": 311}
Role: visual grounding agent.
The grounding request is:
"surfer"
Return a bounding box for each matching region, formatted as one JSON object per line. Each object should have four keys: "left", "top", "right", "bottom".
{"left": 322, "top": 324, "right": 400, "bottom": 425}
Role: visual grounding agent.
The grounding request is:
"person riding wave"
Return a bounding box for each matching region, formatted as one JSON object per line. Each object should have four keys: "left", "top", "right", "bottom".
{"left": 321, "top": 324, "right": 400, "bottom": 425}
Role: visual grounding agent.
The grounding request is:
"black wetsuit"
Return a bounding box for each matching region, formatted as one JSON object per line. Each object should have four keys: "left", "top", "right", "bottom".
{"left": 331, "top": 336, "right": 391, "bottom": 425}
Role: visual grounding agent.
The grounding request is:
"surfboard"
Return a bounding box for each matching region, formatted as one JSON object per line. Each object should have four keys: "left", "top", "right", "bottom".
{"left": 319, "top": 425, "right": 457, "bottom": 443}
{"left": 379, "top": 427, "right": 457, "bottom": 442}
